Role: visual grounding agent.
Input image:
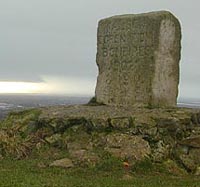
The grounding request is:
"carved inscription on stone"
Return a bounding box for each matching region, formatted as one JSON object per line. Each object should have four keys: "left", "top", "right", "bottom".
{"left": 95, "top": 11, "right": 181, "bottom": 107}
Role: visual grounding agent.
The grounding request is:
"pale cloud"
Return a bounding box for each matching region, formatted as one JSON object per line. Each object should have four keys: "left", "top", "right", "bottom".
{"left": 39, "top": 76, "right": 96, "bottom": 96}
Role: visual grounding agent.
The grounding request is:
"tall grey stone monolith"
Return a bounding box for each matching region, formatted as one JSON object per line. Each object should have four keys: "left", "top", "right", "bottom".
{"left": 95, "top": 11, "right": 181, "bottom": 107}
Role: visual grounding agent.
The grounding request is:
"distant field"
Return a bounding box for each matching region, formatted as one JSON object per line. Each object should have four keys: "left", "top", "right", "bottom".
{"left": 0, "top": 159, "right": 200, "bottom": 187}
{"left": 0, "top": 94, "right": 90, "bottom": 119}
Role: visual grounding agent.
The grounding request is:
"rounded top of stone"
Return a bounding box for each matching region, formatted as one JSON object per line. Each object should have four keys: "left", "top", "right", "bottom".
{"left": 99, "top": 10, "right": 179, "bottom": 22}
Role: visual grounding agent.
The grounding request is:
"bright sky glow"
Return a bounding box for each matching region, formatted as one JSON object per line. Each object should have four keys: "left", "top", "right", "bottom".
{"left": 0, "top": 82, "right": 46, "bottom": 94}
{"left": 0, "top": 77, "right": 95, "bottom": 96}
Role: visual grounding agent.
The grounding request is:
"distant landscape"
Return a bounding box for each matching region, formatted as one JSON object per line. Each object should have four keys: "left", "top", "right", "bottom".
{"left": 0, "top": 94, "right": 199, "bottom": 120}
{"left": 0, "top": 94, "right": 90, "bottom": 119}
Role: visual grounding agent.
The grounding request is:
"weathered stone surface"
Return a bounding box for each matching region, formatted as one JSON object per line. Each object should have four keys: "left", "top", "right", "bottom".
{"left": 110, "top": 117, "right": 133, "bottom": 129}
{"left": 49, "top": 158, "right": 74, "bottom": 168}
{"left": 195, "top": 166, "right": 200, "bottom": 176}
{"left": 179, "top": 136, "right": 200, "bottom": 148}
{"left": 177, "top": 149, "right": 200, "bottom": 172}
{"left": 95, "top": 11, "right": 181, "bottom": 107}
{"left": 151, "top": 140, "right": 171, "bottom": 162}
{"left": 45, "top": 134, "right": 62, "bottom": 145}
{"left": 104, "top": 133, "right": 151, "bottom": 161}
{"left": 174, "top": 137, "right": 200, "bottom": 172}
{"left": 69, "top": 149, "right": 100, "bottom": 166}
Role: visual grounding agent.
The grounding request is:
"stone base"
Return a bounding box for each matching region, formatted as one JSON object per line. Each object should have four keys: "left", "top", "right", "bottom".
{"left": 1, "top": 104, "right": 200, "bottom": 174}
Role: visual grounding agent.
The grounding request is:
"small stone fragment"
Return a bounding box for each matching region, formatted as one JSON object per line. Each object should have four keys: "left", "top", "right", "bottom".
{"left": 49, "top": 158, "right": 74, "bottom": 168}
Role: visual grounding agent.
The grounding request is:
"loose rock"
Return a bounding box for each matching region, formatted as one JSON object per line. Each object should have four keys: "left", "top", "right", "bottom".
{"left": 49, "top": 158, "right": 74, "bottom": 168}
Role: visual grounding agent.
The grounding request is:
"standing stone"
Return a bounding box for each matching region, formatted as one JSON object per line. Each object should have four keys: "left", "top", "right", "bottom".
{"left": 95, "top": 11, "right": 181, "bottom": 107}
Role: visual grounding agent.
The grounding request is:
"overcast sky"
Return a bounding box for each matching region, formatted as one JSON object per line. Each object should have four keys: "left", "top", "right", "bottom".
{"left": 0, "top": 0, "right": 200, "bottom": 99}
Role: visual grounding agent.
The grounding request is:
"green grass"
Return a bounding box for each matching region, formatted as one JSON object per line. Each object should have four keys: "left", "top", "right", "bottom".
{"left": 0, "top": 158, "right": 200, "bottom": 187}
